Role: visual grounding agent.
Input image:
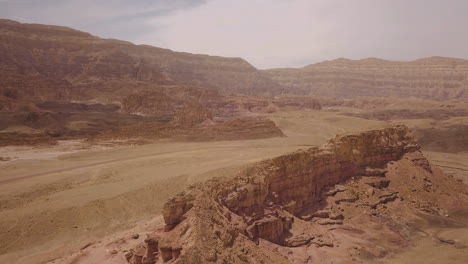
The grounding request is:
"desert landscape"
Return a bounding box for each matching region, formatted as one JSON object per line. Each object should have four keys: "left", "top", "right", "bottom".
{"left": 1, "top": 6, "right": 468, "bottom": 264}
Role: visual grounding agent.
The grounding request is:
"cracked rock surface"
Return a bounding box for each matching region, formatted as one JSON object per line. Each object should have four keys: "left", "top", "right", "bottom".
{"left": 124, "top": 125, "right": 468, "bottom": 264}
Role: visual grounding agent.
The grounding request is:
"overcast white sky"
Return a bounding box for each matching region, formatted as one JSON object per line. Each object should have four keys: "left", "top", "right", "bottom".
{"left": 1, "top": 0, "right": 467, "bottom": 69}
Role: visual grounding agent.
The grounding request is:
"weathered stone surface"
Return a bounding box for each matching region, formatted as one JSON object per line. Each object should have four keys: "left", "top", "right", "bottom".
{"left": 162, "top": 192, "right": 194, "bottom": 231}
{"left": 124, "top": 125, "right": 468, "bottom": 263}
{"left": 364, "top": 178, "right": 391, "bottom": 189}
{"left": 128, "top": 126, "right": 435, "bottom": 263}
{"left": 0, "top": 19, "right": 283, "bottom": 103}
{"left": 246, "top": 212, "right": 293, "bottom": 244}
{"left": 263, "top": 57, "right": 468, "bottom": 100}
{"left": 172, "top": 105, "right": 213, "bottom": 126}
{"left": 92, "top": 117, "right": 285, "bottom": 142}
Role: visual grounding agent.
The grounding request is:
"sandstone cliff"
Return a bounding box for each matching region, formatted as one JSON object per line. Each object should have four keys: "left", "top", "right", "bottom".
{"left": 0, "top": 19, "right": 283, "bottom": 104}
{"left": 0, "top": 19, "right": 290, "bottom": 145}
{"left": 125, "top": 126, "right": 468, "bottom": 264}
{"left": 3, "top": 19, "right": 468, "bottom": 104}
{"left": 263, "top": 57, "right": 468, "bottom": 100}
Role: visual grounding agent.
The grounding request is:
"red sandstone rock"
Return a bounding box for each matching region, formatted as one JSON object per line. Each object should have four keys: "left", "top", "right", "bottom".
{"left": 125, "top": 125, "right": 468, "bottom": 263}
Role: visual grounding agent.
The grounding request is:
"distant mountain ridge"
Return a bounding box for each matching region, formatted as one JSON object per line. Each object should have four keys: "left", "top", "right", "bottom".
{"left": 0, "top": 19, "right": 283, "bottom": 104}
{"left": 1, "top": 19, "right": 468, "bottom": 101}
{"left": 263, "top": 57, "right": 468, "bottom": 100}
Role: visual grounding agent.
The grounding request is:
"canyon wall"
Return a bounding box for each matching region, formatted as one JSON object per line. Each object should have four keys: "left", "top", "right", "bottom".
{"left": 124, "top": 125, "right": 468, "bottom": 264}
{"left": 263, "top": 57, "right": 468, "bottom": 100}
{"left": 0, "top": 19, "right": 282, "bottom": 104}
{"left": 4, "top": 19, "right": 468, "bottom": 103}
{"left": 0, "top": 19, "right": 288, "bottom": 144}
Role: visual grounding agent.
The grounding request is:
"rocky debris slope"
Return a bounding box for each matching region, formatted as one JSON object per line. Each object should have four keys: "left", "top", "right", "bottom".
{"left": 92, "top": 103, "right": 286, "bottom": 142}
{"left": 172, "top": 105, "right": 213, "bottom": 127}
{"left": 0, "top": 109, "right": 164, "bottom": 146}
{"left": 92, "top": 115, "right": 285, "bottom": 143}
{"left": 263, "top": 57, "right": 468, "bottom": 100}
{"left": 124, "top": 125, "right": 468, "bottom": 264}
{"left": 120, "top": 86, "right": 222, "bottom": 116}
{"left": 0, "top": 19, "right": 290, "bottom": 146}
{"left": 0, "top": 85, "right": 224, "bottom": 146}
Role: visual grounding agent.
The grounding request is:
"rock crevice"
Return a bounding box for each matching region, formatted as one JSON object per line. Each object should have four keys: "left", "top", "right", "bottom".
{"left": 126, "top": 125, "right": 468, "bottom": 264}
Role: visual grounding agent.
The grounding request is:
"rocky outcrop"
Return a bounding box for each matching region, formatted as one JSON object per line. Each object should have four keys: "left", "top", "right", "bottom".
{"left": 92, "top": 118, "right": 285, "bottom": 143}
{"left": 121, "top": 86, "right": 222, "bottom": 116}
{"left": 173, "top": 105, "right": 213, "bottom": 126}
{"left": 125, "top": 125, "right": 468, "bottom": 263}
{"left": 215, "top": 126, "right": 418, "bottom": 217}
{"left": 263, "top": 57, "right": 468, "bottom": 100}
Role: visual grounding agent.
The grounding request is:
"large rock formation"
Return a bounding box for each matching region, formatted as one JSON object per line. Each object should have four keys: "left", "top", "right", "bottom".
{"left": 0, "top": 19, "right": 291, "bottom": 146}
{"left": 120, "top": 86, "right": 222, "bottom": 116}
{"left": 5, "top": 19, "right": 468, "bottom": 103}
{"left": 263, "top": 57, "right": 468, "bottom": 100}
{"left": 172, "top": 105, "right": 213, "bottom": 127}
{"left": 125, "top": 125, "right": 468, "bottom": 264}
{"left": 92, "top": 117, "right": 285, "bottom": 143}
{"left": 0, "top": 19, "right": 282, "bottom": 102}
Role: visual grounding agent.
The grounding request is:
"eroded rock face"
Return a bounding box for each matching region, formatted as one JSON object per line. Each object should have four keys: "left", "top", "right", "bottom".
{"left": 91, "top": 117, "right": 285, "bottom": 143}
{"left": 263, "top": 57, "right": 468, "bottom": 100}
{"left": 3, "top": 19, "right": 468, "bottom": 106}
{"left": 173, "top": 105, "right": 213, "bottom": 127}
{"left": 127, "top": 125, "right": 468, "bottom": 264}
{"left": 216, "top": 125, "right": 418, "bottom": 217}
{"left": 0, "top": 19, "right": 282, "bottom": 102}
{"left": 121, "top": 86, "right": 223, "bottom": 116}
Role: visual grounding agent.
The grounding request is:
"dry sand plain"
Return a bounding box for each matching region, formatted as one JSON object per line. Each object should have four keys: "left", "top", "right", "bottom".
{"left": 0, "top": 110, "right": 467, "bottom": 264}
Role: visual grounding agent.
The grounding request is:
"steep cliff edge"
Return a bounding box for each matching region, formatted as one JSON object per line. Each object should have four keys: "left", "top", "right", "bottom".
{"left": 263, "top": 57, "right": 468, "bottom": 100}
{"left": 122, "top": 125, "right": 468, "bottom": 264}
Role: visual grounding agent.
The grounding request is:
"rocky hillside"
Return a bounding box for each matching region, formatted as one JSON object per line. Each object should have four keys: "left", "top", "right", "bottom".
{"left": 0, "top": 19, "right": 282, "bottom": 104}
{"left": 263, "top": 57, "right": 468, "bottom": 100}
{"left": 124, "top": 126, "right": 468, "bottom": 264}
{"left": 3, "top": 19, "right": 468, "bottom": 103}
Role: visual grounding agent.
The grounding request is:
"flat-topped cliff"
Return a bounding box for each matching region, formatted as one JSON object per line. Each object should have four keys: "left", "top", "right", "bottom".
{"left": 263, "top": 57, "right": 468, "bottom": 100}
{"left": 124, "top": 126, "right": 468, "bottom": 263}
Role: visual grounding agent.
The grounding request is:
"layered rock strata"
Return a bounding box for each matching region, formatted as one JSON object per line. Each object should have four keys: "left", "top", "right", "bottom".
{"left": 263, "top": 57, "right": 468, "bottom": 100}
{"left": 125, "top": 126, "right": 468, "bottom": 264}
{"left": 0, "top": 19, "right": 282, "bottom": 102}
{"left": 92, "top": 117, "right": 285, "bottom": 143}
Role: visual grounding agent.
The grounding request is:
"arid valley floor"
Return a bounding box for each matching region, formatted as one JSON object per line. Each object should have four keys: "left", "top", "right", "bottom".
{"left": 2, "top": 108, "right": 468, "bottom": 264}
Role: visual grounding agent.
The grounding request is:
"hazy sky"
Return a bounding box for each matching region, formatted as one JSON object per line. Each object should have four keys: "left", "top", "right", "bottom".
{"left": 1, "top": 0, "right": 467, "bottom": 69}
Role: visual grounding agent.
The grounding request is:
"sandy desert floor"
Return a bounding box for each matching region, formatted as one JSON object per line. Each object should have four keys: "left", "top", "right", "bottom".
{"left": 0, "top": 110, "right": 467, "bottom": 264}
